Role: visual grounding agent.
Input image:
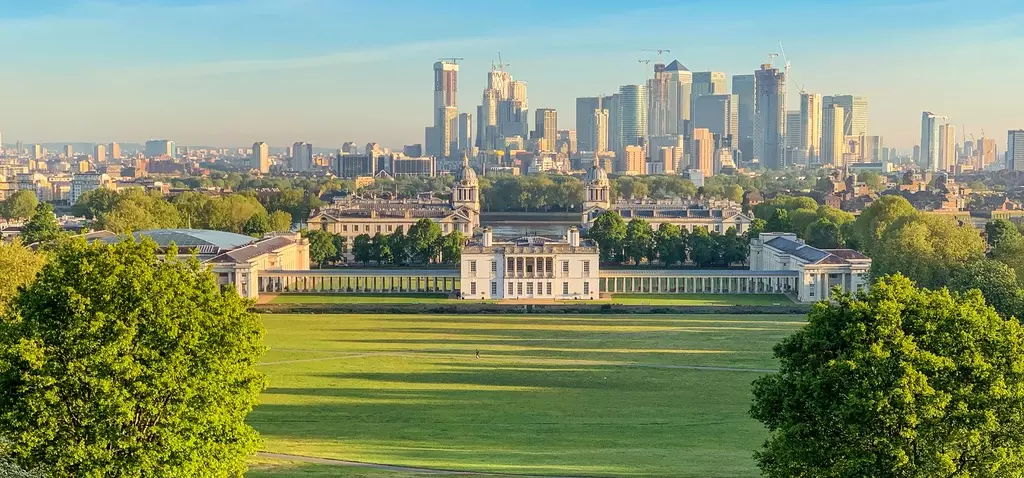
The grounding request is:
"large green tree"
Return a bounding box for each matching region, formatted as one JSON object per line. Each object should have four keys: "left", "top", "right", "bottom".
{"left": 624, "top": 219, "right": 656, "bottom": 265}
{"left": 0, "top": 238, "right": 265, "bottom": 477}
{"left": 2, "top": 190, "right": 39, "bottom": 222}
{"left": 0, "top": 240, "right": 44, "bottom": 315}
{"left": 303, "top": 229, "right": 337, "bottom": 267}
{"left": 871, "top": 214, "right": 986, "bottom": 288}
{"left": 588, "top": 211, "right": 627, "bottom": 263}
{"left": 992, "top": 234, "right": 1024, "bottom": 286}
{"left": 243, "top": 212, "right": 271, "bottom": 237}
{"left": 654, "top": 223, "right": 685, "bottom": 266}
{"left": 407, "top": 219, "right": 442, "bottom": 264}
{"left": 985, "top": 219, "right": 1020, "bottom": 248}
{"left": 268, "top": 210, "right": 292, "bottom": 232}
{"left": 20, "top": 203, "right": 63, "bottom": 245}
{"left": 751, "top": 275, "right": 1024, "bottom": 477}
{"left": 948, "top": 259, "right": 1023, "bottom": 319}
{"left": 352, "top": 234, "right": 373, "bottom": 265}
{"left": 851, "top": 195, "right": 917, "bottom": 254}
{"left": 438, "top": 231, "right": 465, "bottom": 265}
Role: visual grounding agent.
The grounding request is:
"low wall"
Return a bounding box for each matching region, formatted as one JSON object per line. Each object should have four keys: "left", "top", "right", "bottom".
{"left": 253, "top": 303, "right": 812, "bottom": 315}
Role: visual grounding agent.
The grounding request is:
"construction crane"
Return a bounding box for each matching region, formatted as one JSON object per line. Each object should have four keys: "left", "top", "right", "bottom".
{"left": 778, "top": 41, "right": 795, "bottom": 106}
{"left": 438, "top": 57, "right": 464, "bottom": 64}
{"left": 766, "top": 53, "right": 779, "bottom": 67}
{"left": 492, "top": 52, "right": 510, "bottom": 72}
{"left": 637, "top": 59, "right": 652, "bottom": 81}
{"left": 641, "top": 49, "right": 671, "bottom": 62}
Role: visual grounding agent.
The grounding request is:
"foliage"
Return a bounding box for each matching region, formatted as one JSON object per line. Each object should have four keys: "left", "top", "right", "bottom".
{"left": 751, "top": 195, "right": 819, "bottom": 221}
{"left": 720, "top": 227, "right": 748, "bottom": 266}
{"left": 587, "top": 211, "right": 627, "bottom": 263}
{"left": 407, "top": 219, "right": 443, "bottom": 264}
{"left": 78, "top": 188, "right": 180, "bottom": 233}
{"left": 689, "top": 228, "right": 720, "bottom": 267}
{"left": 751, "top": 275, "right": 1024, "bottom": 477}
{"left": 948, "top": 259, "right": 1023, "bottom": 319}
{"left": 439, "top": 231, "right": 465, "bottom": 265}
{"left": 654, "top": 223, "right": 686, "bottom": 267}
{"left": 0, "top": 438, "right": 44, "bottom": 478}
{"left": 985, "top": 219, "right": 1020, "bottom": 248}
{"left": 0, "top": 240, "right": 44, "bottom": 315}
{"left": 352, "top": 234, "right": 373, "bottom": 265}
{"left": 1, "top": 190, "right": 39, "bottom": 222}
{"left": 0, "top": 238, "right": 265, "bottom": 477}
{"left": 858, "top": 171, "right": 886, "bottom": 192}
{"left": 992, "top": 235, "right": 1024, "bottom": 286}
{"left": 806, "top": 218, "right": 843, "bottom": 249}
{"left": 268, "top": 210, "right": 293, "bottom": 232}
{"left": 851, "top": 195, "right": 917, "bottom": 254}
{"left": 624, "top": 219, "right": 656, "bottom": 265}
{"left": 481, "top": 174, "right": 584, "bottom": 212}
{"left": 303, "top": 229, "right": 337, "bottom": 267}
{"left": 871, "top": 214, "right": 986, "bottom": 288}
{"left": 20, "top": 203, "right": 63, "bottom": 245}
{"left": 243, "top": 212, "right": 272, "bottom": 237}
{"left": 765, "top": 208, "right": 791, "bottom": 234}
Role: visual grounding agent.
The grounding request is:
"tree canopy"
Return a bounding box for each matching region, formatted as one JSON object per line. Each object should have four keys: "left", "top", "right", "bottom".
{"left": 20, "top": 203, "right": 63, "bottom": 245}
{"left": 752, "top": 275, "right": 1024, "bottom": 477}
{"left": 871, "top": 214, "right": 986, "bottom": 289}
{"left": 1, "top": 190, "right": 39, "bottom": 222}
{"left": 0, "top": 238, "right": 265, "bottom": 477}
{"left": 0, "top": 240, "right": 44, "bottom": 315}
{"left": 851, "top": 195, "right": 917, "bottom": 254}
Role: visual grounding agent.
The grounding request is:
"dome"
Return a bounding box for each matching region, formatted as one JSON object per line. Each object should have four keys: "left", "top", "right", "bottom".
{"left": 585, "top": 165, "right": 609, "bottom": 186}
{"left": 456, "top": 158, "right": 478, "bottom": 186}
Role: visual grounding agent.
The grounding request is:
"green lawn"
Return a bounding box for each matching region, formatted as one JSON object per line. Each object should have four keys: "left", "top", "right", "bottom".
{"left": 268, "top": 293, "right": 792, "bottom": 306}
{"left": 248, "top": 456, "right": 465, "bottom": 477}
{"left": 248, "top": 313, "right": 804, "bottom": 477}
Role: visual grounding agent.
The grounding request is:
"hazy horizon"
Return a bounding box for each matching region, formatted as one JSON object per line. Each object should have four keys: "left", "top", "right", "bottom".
{"left": 1, "top": 0, "right": 1021, "bottom": 151}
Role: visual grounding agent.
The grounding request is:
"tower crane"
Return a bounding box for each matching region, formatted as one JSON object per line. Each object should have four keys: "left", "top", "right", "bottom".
{"left": 492, "top": 52, "right": 510, "bottom": 72}
{"left": 641, "top": 49, "right": 672, "bottom": 62}
{"left": 766, "top": 53, "right": 779, "bottom": 67}
{"left": 438, "top": 57, "right": 464, "bottom": 64}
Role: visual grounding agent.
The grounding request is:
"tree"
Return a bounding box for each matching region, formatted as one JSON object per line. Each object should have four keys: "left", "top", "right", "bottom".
{"left": 330, "top": 235, "right": 348, "bottom": 264}
{"left": 0, "top": 238, "right": 264, "bottom": 477}
{"left": 388, "top": 227, "right": 408, "bottom": 265}
{"left": 724, "top": 184, "right": 744, "bottom": 204}
{"left": 407, "top": 219, "right": 442, "bottom": 264}
{"left": 747, "top": 218, "right": 766, "bottom": 242}
{"left": 871, "top": 214, "right": 986, "bottom": 289}
{"left": 0, "top": 240, "right": 44, "bottom": 315}
{"left": 751, "top": 275, "right": 1024, "bottom": 477}
{"left": 655, "top": 223, "right": 685, "bottom": 266}
{"left": 719, "top": 227, "right": 748, "bottom": 266}
{"left": 948, "top": 259, "right": 1023, "bottom": 319}
{"left": 372, "top": 232, "right": 392, "bottom": 264}
{"left": 0, "top": 438, "right": 45, "bottom": 478}
{"left": 588, "top": 211, "right": 627, "bottom": 263}
{"left": 624, "top": 219, "right": 656, "bottom": 265}
{"left": 851, "top": 195, "right": 917, "bottom": 254}
{"left": 806, "top": 218, "right": 844, "bottom": 249}
{"left": 858, "top": 171, "right": 885, "bottom": 192}
{"left": 689, "top": 228, "right": 719, "bottom": 267}
{"left": 992, "top": 235, "right": 1024, "bottom": 286}
{"left": 268, "top": 210, "right": 292, "bottom": 232}
{"left": 352, "top": 234, "right": 374, "bottom": 265}
{"left": 20, "top": 203, "right": 63, "bottom": 245}
{"left": 243, "top": 213, "right": 271, "bottom": 237}
{"left": 765, "top": 208, "right": 792, "bottom": 233}
{"left": 985, "top": 219, "right": 1020, "bottom": 248}
{"left": 438, "top": 231, "right": 465, "bottom": 265}
{"left": 2, "top": 190, "right": 39, "bottom": 222}
{"left": 303, "top": 229, "right": 337, "bottom": 267}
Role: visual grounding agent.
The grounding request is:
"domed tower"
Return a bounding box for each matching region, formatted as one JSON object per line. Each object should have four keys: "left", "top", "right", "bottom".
{"left": 452, "top": 155, "right": 480, "bottom": 214}
{"left": 584, "top": 164, "right": 611, "bottom": 210}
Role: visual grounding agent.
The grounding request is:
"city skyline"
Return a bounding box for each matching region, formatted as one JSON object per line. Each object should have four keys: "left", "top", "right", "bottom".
{"left": 1, "top": 0, "right": 1022, "bottom": 149}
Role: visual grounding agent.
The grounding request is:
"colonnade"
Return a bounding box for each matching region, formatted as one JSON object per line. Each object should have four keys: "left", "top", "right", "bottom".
{"left": 599, "top": 274, "right": 797, "bottom": 295}
{"left": 259, "top": 272, "right": 459, "bottom": 294}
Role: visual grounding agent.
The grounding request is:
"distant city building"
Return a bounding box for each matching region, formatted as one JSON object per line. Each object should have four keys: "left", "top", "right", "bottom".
{"left": 862, "top": 136, "right": 884, "bottom": 163}
{"left": 110, "top": 142, "right": 121, "bottom": 160}
{"left": 692, "top": 128, "right": 715, "bottom": 177}
{"left": 31, "top": 144, "right": 43, "bottom": 161}
{"left": 94, "top": 144, "right": 107, "bottom": 163}
{"left": 799, "top": 93, "right": 822, "bottom": 163}
{"left": 1009, "top": 130, "right": 1024, "bottom": 171}
{"left": 534, "top": 108, "right": 558, "bottom": 152}
{"left": 938, "top": 124, "right": 956, "bottom": 171}
{"left": 621, "top": 145, "right": 645, "bottom": 175}
{"left": 822, "top": 95, "right": 869, "bottom": 136}
{"left": 785, "top": 110, "right": 803, "bottom": 165}
{"left": 342, "top": 142, "right": 359, "bottom": 154}
{"left": 292, "top": 142, "right": 313, "bottom": 171}
{"left": 821, "top": 104, "right": 846, "bottom": 166}
{"left": 70, "top": 172, "right": 112, "bottom": 205}
{"left": 605, "top": 94, "right": 622, "bottom": 155}
{"left": 920, "top": 112, "right": 942, "bottom": 170}
{"left": 458, "top": 113, "right": 473, "bottom": 152}
{"left": 692, "top": 94, "right": 739, "bottom": 146}
{"left": 732, "top": 74, "right": 756, "bottom": 159}
{"left": 618, "top": 85, "right": 648, "bottom": 154}
{"left": 391, "top": 154, "right": 436, "bottom": 177}
{"left": 144, "top": 139, "right": 175, "bottom": 159}
{"left": 977, "top": 138, "right": 997, "bottom": 170}
{"left": 429, "top": 61, "right": 460, "bottom": 159}
{"left": 648, "top": 60, "right": 693, "bottom": 137}
{"left": 557, "top": 129, "right": 577, "bottom": 155}
{"left": 403, "top": 144, "right": 423, "bottom": 157}
{"left": 753, "top": 64, "right": 786, "bottom": 169}
{"left": 576, "top": 96, "right": 602, "bottom": 152}
{"left": 691, "top": 71, "right": 727, "bottom": 101}
{"left": 252, "top": 141, "right": 270, "bottom": 174}
{"left": 593, "top": 105, "right": 610, "bottom": 153}
{"left": 64, "top": 144, "right": 73, "bottom": 159}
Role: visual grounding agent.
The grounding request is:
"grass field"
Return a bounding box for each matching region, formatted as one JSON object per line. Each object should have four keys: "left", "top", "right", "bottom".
{"left": 268, "top": 293, "right": 791, "bottom": 306}
{"left": 249, "top": 313, "right": 804, "bottom": 477}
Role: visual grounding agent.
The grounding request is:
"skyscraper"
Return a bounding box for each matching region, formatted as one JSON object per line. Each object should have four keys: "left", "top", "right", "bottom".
{"left": 799, "top": 93, "right": 822, "bottom": 162}
{"left": 94, "top": 144, "right": 106, "bottom": 163}
{"left": 822, "top": 95, "right": 869, "bottom": 136}
{"left": 618, "top": 85, "right": 648, "bottom": 153}
{"left": 458, "top": 113, "right": 473, "bottom": 151}
{"left": 621, "top": 145, "right": 645, "bottom": 175}
{"left": 594, "top": 106, "right": 609, "bottom": 153}
{"left": 31, "top": 144, "right": 42, "bottom": 160}
{"left": 144, "top": 140, "right": 174, "bottom": 159}
{"left": 534, "top": 108, "right": 557, "bottom": 152}
{"left": 110, "top": 142, "right": 121, "bottom": 160}
{"left": 606, "top": 94, "right": 622, "bottom": 154}
{"left": 576, "top": 96, "right": 602, "bottom": 152}
{"left": 692, "top": 128, "right": 715, "bottom": 177}
{"left": 64, "top": 144, "right": 73, "bottom": 159}
{"left": 785, "top": 111, "right": 802, "bottom": 165}
{"left": 753, "top": 64, "right": 786, "bottom": 169}
{"left": 692, "top": 94, "right": 738, "bottom": 144}
{"left": 821, "top": 104, "right": 845, "bottom": 166}
{"left": 920, "top": 112, "right": 942, "bottom": 170}
{"left": 938, "top": 124, "right": 956, "bottom": 171}
{"left": 648, "top": 60, "right": 692, "bottom": 137}
{"left": 691, "top": 72, "right": 727, "bottom": 99}
{"left": 429, "top": 61, "right": 459, "bottom": 159}
{"left": 292, "top": 142, "right": 313, "bottom": 171}
{"left": 732, "top": 74, "right": 756, "bottom": 159}
{"left": 1008, "top": 130, "right": 1024, "bottom": 171}
{"left": 253, "top": 141, "right": 269, "bottom": 174}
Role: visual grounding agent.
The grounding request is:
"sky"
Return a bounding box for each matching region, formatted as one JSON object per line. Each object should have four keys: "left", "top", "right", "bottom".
{"left": 0, "top": 0, "right": 1022, "bottom": 151}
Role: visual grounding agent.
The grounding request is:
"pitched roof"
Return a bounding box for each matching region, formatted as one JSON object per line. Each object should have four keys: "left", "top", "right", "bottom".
{"left": 664, "top": 60, "right": 690, "bottom": 72}
{"left": 209, "top": 236, "right": 295, "bottom": 263}
{"left": 764, "top": 236, "right": 830, "bottom": 263}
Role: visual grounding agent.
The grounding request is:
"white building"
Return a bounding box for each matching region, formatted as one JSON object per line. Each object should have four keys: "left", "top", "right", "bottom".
{"left": 70, "top": 172, "right": 112, "bottom": 205}
{"left": 749, "top": 232, "right": 870, "bottom": 302}
{"left": 1009, "top": 130, "right": 1024, "bottom": 171}
{"left": 460, "top": 227, "right": 599, "bottom": 300}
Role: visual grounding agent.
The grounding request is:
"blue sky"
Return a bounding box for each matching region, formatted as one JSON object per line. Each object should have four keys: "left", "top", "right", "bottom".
{"left": 0, "top": 0, "right": 1021, "bottom": 150}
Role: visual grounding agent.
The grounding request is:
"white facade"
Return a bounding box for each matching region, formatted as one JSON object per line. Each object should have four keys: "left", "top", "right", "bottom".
{"left": 749, "top": 233, "right": 870, "bottom": 302}
{"left": 460, "top": 228, "right": 599, "bottom": 300}
{"left": 69, "top": 172, "right": 112, "bottom": 205}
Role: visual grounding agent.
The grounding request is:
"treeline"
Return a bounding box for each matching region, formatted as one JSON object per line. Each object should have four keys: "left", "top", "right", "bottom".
{"left": 302, "top": 218, "right": 464, "bottom": 267}
{"left": 585, "top": 211, "right": 749, "bottom": 267}
{"left": 752, "top": 195, "right": 857, "bottom": 249}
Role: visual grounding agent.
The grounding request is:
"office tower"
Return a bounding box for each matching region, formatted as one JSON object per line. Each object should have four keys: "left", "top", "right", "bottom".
{"left": 534, "top": 108, "right": 557, "bottom": 152}
{"left": 1009, "top": 130, "right": 1024, "bottom": 171}
{"left": 618, "top": 85, "right": 648, "bottom": 153}
{"left": 822, "top": 95, "right": 869, "bottom": 136}
{"left": 109, "top": 142, "right": 121, "bottom": 160}
{"left": 821, "top": 104, "right": 845, "bottom": 166}
{"left": 292, "top": 142, "right": 313, "bottom": 171}
{"left": 692, "top": 128, "right": 715, "bottom": 176}
{"left": 606, "top": 94, "right": 622, "bottom": 153}
{"left": 428, "top": 61, "right": 459, "bottom": 159}
{"left": 732, "top": 74, "right": 756, "bottom": 158}
{"left": 253, "top": 141, "right": 269, "bottom": 174}
{"left": 863, "top": 136, "right": 883, "bottom": 163}
{"left": 753, "top": 64, "right": 787, "bottom": 169}
{"left": 621, "top": 145, "right": 645, "bottom": 175}
{"left": 799, "top": 93, "right": 822, "bottom": 162}
{"left": 576, "top": 96, "right": 602, "bottom": 151}
{"left": 557, "top": 129, "right": 577, "bottom": 155}
{"left": 649, "top": 135, "right": 685, "bottom": 172}
{"left": 64, "top": 144, "right": 73, "bottom": 159}
{"left": 94, "top": 144, "right": 106, "bottom": 163}
{"left": 648, "top": 60, "right": 693, "bottom": 137}
{"left": 594, "top": 106, "right": 609, "bottom": 153}
{"left": 496, "top": 80, "right": 529, "bottom": 142}
{"left": 977, "top": 138, "right": 997, "bottom": 169}
{"left": 458, "top": 113, "right": 473, "bottom": 151}
{"left": 692, "top": 94, "right": 739, "bottom": 143}
{"left": 31, "top": 144, "right": 43, "bottom": 160}
{"left": 785, "top": 111, "right": 802, "bottom": 165}
{"left": 692, "top": 71, "right": 727, "bottom": 99}
{"left": 938, "top": 124, "right": 956, "bottom": 171}
{"left": 920, "top": 112, "right": 942, "bottom": 170}
{"left": 913, "top": 145, "right": 921, "bottom": 164}
{"left": 144, "top": 139, "right": 174, "bottom": 159}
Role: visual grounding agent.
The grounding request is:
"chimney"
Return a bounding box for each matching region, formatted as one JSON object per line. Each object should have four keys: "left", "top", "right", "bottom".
{"left": 568, "top": 226, "right": 580, "bottom": 247}
{"left": 483, "top": 227, "right": 493, "bottom": 247}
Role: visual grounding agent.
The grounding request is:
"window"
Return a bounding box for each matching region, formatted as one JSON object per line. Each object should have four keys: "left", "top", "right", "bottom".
{"left": 491, "top": 261, "right": 497, "bottom": 273}
{"left": 526, "top": 260, "right": 534, "bottom": 274}
{"left": 583, "top": 282, "right": 590, "bottom": 295}
{"left": 517, "top": 282, "right": 523, "bottom": 295}
{"left": 583, "top": 261, "right": 591, "bottom": 276}
{"left": 546, "top": 282, "right": 552, "bottom": 295}
{"left": 342, "top": 225, "right": 348, "bottom": 232}
{"left": 470, "top": 261, "right": 477, "bottom": 273}
{"left": 387, "top": 225, "right": 393, "bottom": 232}
{"left": 491, "top": 281, "right": 498, "bottom": 295}
{"left": 508, "top": 282, "right": 514, "bottom": 295}
{"left": 470, "top": 282, "right": 477, "bottom": 295}
{"left": 353, "top": 225, "right": 359, "bottom": 232}
{"left": 376, "top": 225, "right": 382, "bottom": 233}
{"left": 526, "top": 283, "right": 534, "bottom": 295}
{"left": 507, "top": 257, "right": 515, "bottom": 273}
{"left": 562, "top": 261, "right": 570, "bottom": 273}
{"left": 546, "top": 257, "right": 553, "bottom": 274}
{"left": 562, "top": 282, "right": 569, "bottom": 295}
